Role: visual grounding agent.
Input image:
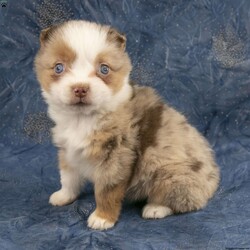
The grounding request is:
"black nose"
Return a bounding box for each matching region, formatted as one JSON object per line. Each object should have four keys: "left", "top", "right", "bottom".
{"left": 73, "top": 86, "right": 89, "bottom": 98}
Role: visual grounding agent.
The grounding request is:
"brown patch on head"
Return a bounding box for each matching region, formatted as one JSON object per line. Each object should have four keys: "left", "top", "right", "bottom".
{"left": 92, "top": 25, "right": 131, "bottom": 93}
{"left": 35, "top": 26, "right": 76, "bottom": 92}
{"left": 190, "top": 161, "right": 203, "bottom": 172}
{"left": 137, "top": 104, "right": 164, "bottom": 155}
{"left": 95, "top": 48, "right": 132, "bottom": 93}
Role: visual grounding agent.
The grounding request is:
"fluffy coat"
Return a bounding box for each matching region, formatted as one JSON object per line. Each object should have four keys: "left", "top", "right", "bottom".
{"left": 35, "top": 20, "right": 220, "bottom": 230}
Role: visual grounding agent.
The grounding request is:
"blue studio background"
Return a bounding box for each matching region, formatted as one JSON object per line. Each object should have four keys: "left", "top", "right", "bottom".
{"left": 1, "top": 0, "right": 250, "bottom": 249}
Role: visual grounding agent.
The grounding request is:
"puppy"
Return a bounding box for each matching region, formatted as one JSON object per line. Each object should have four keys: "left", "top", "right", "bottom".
{"left": 35, "top": 20, "right": 220, "bottom": 230}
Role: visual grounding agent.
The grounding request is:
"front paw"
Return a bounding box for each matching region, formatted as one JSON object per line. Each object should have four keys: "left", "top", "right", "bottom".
{"left": 49, "top": 189, "right": 77, "bottom": 206}
{"left": 87, "top": 210, "right": 115, "bottom": 230}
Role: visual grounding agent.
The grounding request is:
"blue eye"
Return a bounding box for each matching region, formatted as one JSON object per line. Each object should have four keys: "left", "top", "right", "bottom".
{"left": 54, "top": 63, "right": 64, "bottom": 74}
{"left": 99, "top": 64, "right": 110, "bottom": 75}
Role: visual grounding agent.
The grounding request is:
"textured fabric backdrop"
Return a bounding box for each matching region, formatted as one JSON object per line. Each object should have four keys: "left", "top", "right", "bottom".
{"left": 1, "top": 0, "right": 250, "bottom": 249}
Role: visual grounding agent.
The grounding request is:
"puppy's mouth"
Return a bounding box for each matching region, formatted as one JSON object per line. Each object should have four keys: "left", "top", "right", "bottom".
{"left": 71, "top": 98, "right": 91, "bottom": 106}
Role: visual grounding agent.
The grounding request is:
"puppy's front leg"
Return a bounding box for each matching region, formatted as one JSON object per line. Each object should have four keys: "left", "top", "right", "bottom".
{"left": 49, "top": 150, "right": 82, "bottom": 206}
{"left": 88, "top": 182, "right": 126, "bottom": 230}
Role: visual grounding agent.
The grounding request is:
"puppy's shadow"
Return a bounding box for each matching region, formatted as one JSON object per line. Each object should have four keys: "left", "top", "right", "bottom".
{"left": 122, "top": 199, "right": 147, "bottom": 217}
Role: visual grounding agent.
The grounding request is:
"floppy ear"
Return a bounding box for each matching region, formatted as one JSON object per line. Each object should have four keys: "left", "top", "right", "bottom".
{"left": 107, "top": 28, "right": 127, "bottom": 50}
{"left": 39, "top": 25, "right": 57, "bottom": 47}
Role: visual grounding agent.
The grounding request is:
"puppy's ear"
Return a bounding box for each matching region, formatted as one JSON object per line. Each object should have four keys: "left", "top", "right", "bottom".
{"left": 107, "top": 28, "right": 127, "bottom": 50}
{"left": 39, "top": 25, "right": 57, "bottom": 47}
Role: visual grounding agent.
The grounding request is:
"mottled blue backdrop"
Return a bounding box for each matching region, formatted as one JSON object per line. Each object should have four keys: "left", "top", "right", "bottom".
{"left": 1, "top": 0, "right": 250, "bottom": 249}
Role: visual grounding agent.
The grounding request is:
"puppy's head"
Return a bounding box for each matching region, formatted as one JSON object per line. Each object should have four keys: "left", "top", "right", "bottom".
{"left": 35, "top": 20, "right": 132, "bottom": 115}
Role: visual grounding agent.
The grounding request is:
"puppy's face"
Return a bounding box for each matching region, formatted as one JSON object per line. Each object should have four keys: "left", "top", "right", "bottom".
{"left": 35, "top": 21, "right": 132, "bottom": 115}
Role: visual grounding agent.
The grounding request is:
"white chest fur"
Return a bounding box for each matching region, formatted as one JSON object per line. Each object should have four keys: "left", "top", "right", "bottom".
{"left": 51, "top": 110, "right": 99, "bottom": 181}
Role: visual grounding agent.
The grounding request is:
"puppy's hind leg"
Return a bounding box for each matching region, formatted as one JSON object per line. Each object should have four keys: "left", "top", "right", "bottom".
{"left": 142, "top": 203, "right": 173, "bottom": 219}
{"left": 141, "top": 181, "right": 173, "bottom": 219}
{"left": 143, "top": 176, "right": 208, "bottom": 218}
